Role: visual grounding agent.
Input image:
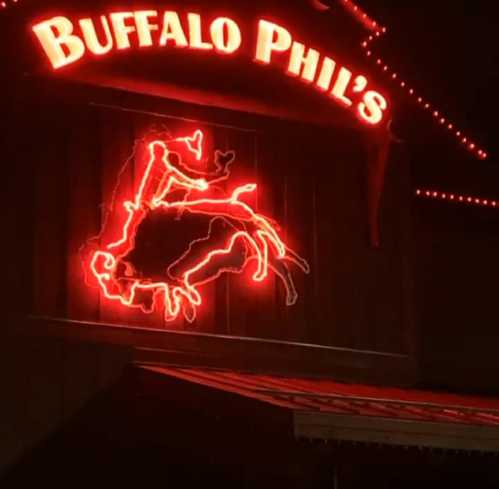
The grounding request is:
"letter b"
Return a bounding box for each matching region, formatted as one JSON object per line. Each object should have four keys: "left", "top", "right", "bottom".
{"left": 33, "top": 16, "right": 85, "bottom": 69}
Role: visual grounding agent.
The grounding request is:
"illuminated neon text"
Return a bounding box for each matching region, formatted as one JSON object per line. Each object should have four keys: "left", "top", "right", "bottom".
{"left": 32, "top": 12, "right": 242, "bottom": 68}
{"left": 255, "top": 20, "right": 387, "bottom": 125}
{"left": 32, "top": 12, "right": 388, "bottom": 125}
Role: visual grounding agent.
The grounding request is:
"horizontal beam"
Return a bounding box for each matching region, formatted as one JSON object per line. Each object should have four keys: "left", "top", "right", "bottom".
{"left": 21, "top": 316, "right": 418, "bottom": 385}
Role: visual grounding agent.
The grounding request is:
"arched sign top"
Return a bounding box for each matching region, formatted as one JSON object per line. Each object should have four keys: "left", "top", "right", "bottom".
{"left": 32, "top": 10, "right": 389, "bottom": 126}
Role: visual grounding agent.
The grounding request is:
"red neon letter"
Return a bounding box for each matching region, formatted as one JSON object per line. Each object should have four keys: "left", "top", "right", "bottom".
{"left": 32, "top": 16, "right": 85, "bottom": 69}
{"left": 331, "top": 66, "right": 353, "bottom": 107}
{"left": 188, "top": 13, "right": 213, "bottom": 50}
{"left": 210, "top": 17, "right": 241, "bottom": 54}
{"left": 315, "top": 56, "right": 336, "bottom": 91}
{"left": 255, "top": 19, "right": 292, "bottom": 64}
{"left": 159, "top": 11, "right": 188, "bottom": 47}
{"left": 110, "top": 12, "right": 136, "bottom": 50}
{"left": 79, "top": 16, "right": 113, "bottom": 55}
{"left": 287, "top": 42, "right": 320, "bottom": 82}
{"left": 358, "top": 90, "right": 387, "bottom": 125}
{"left": 134, "top": 10, "right": 159, "bottom": 47}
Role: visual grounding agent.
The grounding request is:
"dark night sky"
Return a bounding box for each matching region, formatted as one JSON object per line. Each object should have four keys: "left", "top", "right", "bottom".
{"left": 359, "top": 0, "right": 498, "bottom": 154}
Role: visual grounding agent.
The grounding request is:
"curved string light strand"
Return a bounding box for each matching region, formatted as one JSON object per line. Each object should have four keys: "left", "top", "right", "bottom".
{"left": 340, "top": 0, "right": 488, "bottom": 161}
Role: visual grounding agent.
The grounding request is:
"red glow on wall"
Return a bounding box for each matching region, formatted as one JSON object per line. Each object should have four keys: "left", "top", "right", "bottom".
{"left": 85, "top": 130, "right": 310, "bottom": 323}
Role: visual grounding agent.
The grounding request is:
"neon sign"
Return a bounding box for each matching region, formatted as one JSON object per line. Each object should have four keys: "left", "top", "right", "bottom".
{"left": 85, "top": 129, "right": 310, "bottom": 323}
{"left": 32, "top": 11, "right": 388, "bottom": 126}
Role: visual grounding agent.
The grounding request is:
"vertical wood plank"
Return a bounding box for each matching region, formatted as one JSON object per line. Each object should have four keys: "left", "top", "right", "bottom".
{"left": 66, "top": 105, "right": 101, "bottom": 322}
{"left": 98, "top": 108, "right": 137, "bottom": 326}
{"left": 32, "top": 104, "right": 69, "bottom": 318}
{"left": 126, "top": 112, "right": 166, "bottom": 330}
{"left": 225, "top": 129, "right": 274, "bottom": 338}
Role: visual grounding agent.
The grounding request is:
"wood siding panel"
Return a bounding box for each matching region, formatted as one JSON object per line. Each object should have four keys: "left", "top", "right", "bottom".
{"left": 27, "top": 99, "right": 413, "bottom": 357}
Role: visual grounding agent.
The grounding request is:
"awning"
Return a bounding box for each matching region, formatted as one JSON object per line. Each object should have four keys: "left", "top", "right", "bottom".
{"left": 138, "top": 365, "right": 499, "bottom": 453}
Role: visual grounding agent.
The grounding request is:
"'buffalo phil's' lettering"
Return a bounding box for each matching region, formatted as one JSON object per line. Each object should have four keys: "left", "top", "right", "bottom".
{"left": 32, "top": 12, "right": 388, "bottom": 125}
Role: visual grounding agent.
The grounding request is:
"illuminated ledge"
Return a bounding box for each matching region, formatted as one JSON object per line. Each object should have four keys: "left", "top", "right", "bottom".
{"left": 23, "top": 316, "right": 418, "bottom": 386}
{"left": 295, "top": 412, "right": 499, "bottom": 453}
{"left": 139, "top": 365, "right": 499, "bottom": 453}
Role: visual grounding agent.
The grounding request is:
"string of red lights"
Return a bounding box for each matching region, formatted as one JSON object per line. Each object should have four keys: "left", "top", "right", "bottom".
{"left": 338, "top": 0, "right": 489, "bottom": 161}
{"left": 0, "top": 0, "right": 18, "bottom": 9}
{"left": 415, "top": 189, "right": 499, "bottom": 209}
{"left": 338, "top": 0, "right": 379, "bottom": 32}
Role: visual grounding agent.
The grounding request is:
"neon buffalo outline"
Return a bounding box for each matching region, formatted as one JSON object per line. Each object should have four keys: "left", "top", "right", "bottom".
{"left": 86, "top": 129, "right": 310, "bottom": 323}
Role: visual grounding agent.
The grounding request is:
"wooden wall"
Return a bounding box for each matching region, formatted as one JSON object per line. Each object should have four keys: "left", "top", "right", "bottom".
{"left": 18, "top": 85, "right": 415, "bottom": 355}
{"left": 0, "top": 79, "right": 415, "bottom": 473}
{"left": 414, "top": 193, "right": 499, "bottom": 393}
